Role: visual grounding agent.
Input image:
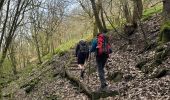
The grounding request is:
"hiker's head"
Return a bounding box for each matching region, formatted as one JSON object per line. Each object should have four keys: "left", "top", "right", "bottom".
{"left": 97, "top": 32, "right": 102, "bottom": 37}
{"left": 80, "top": 39, "right": 85, "bottom": 41}
{"left": 96, "top": 30, "right": 108, "bottom": 36}
{"left": 79, "top": 39, "right": 85, "bottom": 43}
{"left": 102, "top": 30, "right": 108, "bottom": 33}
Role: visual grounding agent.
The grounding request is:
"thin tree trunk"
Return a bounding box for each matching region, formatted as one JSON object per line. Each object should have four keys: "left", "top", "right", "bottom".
{"left": 159, "top": 0, "right": 170, "bottom": 43}
{"left": 9, "top": 44, "right": 17, "bottom": 75}
{"left": 0, "top": 0, "right": 10, "bottom": 50}
{"left": 0, "top": 0, "right": 5, "bottom": 11}
{"left": 34, "top": 35, "right": 42, "bottom": 64}
{"left": 90, "top": 0, "right": 104, "bottom": 32}
{"left": 98, "top": 0, "right": 106, "bottom": 31}
{"left": 93, "top": 21, "right": 98, "bottom": 37}
{"left": 133, "top": 0, "right": 143, "bottom": 23}
{"left": 121, "top": 0, "right": 132, "bottom": 23}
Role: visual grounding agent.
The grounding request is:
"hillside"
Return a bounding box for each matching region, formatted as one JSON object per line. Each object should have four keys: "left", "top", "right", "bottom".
{"left": 2, "top": 13, "right": 170, "bottom": 100}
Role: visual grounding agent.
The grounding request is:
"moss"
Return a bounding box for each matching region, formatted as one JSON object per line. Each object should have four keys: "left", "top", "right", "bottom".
{"left": 42, "top": 53, "right": 53, "bottom": 61}
{"left": 20, "top": 78, "right": 40, "bottom": 93}
{"left": 54, "top": 33, "right": 92, "bottom": 57}
{"left": 136, "top": 60, "right": 147, "bottom": 70}
{"left": 141, "top": 65, "right": 149, "bottom": 74}
{"left": 159, "top": 21, "right": 170, "bottom": 43}
{"left": 142, "top": 4, "right": 162, "bottom": 21}
{"left": 155, "top": 52, "right": 163, "bottom": 63}
{"left": 58, "top": 50, "right": 68, "bottom": 57}
{"left": 91, "top": 90, "right": 119, "bottom": 99}
{"left": 156, "top": 45, "right": 165, "bottom": 52}
{"left": 155, "top": 48, "right": 169, "bottom": 64}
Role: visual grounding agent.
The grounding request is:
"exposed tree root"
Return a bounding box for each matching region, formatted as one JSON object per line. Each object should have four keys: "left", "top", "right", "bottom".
{"left": 60, "top": 69, "right": 119, "bottom": 99}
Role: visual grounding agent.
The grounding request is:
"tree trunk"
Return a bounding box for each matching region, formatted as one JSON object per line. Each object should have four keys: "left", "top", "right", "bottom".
{"left": 121, "top": 0, "right": 132, "bottom": 23}
{"left": 0, "top": 0, "right": 5, "bottom": 11}
{"left": 90, "top": 0, "right": 104, "bottom": 32}
{"left": 34, "top": 35, "right": 42, "bottom": 64}
{"left": 98, "top": 0, "right": 106, "bottom": 31}
{"left": 0, "top": 34, "right": 14, "bottom": 98}
{"left": 163, "top": 0, "right": 170, "bottom": 21}
{"left": 9, "top": 44, "right": 17, "bottom": 75}
{"left": 159, "top": 0, "right": 170, "bottom": 43}
{"left": 0, "top": 0, "right": 10, "bottom": 50}
{"left": 133, "top": 0, "right": 143, "bottom": 24}
{"left": 93, "top": 21, "right": 98, "bottom": 37}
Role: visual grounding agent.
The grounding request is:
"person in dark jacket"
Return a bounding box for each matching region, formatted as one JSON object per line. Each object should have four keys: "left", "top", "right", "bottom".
{"left": 76, "top": 39, "right": 89, "bottom": 78}
{"left": 90, "top": 32, "right": 112, "bottom": 90}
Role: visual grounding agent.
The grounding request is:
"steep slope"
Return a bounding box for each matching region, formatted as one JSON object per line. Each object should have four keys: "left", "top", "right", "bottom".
{"left": 2, "top": 14, "right": 170, "bottom": 100}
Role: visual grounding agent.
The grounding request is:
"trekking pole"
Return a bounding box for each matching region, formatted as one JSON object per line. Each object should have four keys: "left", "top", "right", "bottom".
{"left": 87, "top": 52, "right": 91, "bottom": 83}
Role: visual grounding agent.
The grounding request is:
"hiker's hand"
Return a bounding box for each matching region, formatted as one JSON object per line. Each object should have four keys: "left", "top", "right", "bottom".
{"left": 108, "top": 54, "right": 111, "bottom": 58}
{"left": 87, "top": 58, "right": 90, "bottom": 62}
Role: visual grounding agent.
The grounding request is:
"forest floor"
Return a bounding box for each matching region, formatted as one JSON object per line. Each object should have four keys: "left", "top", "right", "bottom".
{"left": 2, "top": 14, "right": 170, "bottom": 100}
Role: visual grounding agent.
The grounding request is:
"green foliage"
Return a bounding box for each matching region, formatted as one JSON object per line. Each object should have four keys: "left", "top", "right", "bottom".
{"left": 55, "top": 33, "right": 92, "bottom": 56}
{"left": 0, "top": 73, "right": 17, "bottom": 88}
{"left": 1, "top": 33, "right": 93, "bottom": 91}
{"left": 106, "top": 18, "right": 126, "bottom": 30}
{"left": 42, "top": 33, "right": 93, "bottom": 60}
{"left": 0, "top": 58, "right": 13, "bottom": 88}
{"left": 20, "top": 78, "right": 40, "bottom": 93}
{"left": 159, "top": 21, "right": 170, "bottom": 43}
{"left": 42, "top": 53, "right": 53, "bottom": 61}
{"left": 142, "top": 4, "right": 162, "bottom": 21}
{"left": 1, "top": 58, "right": 12, "bottom": 74}
{"left": 55, "top": 39, "right": 78, "bottom": 55}
{"left": 18, "top": 63, "right": 37, "bottom": 77}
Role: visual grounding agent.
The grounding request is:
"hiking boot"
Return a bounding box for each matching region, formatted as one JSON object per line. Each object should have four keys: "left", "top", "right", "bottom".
{"left": 101, "top": 83, "right": 108, "bottom": 89}
{"left": 80, "top": 70, "right": 85, "bottom": 79}
{"left": 98, "top": 87, "right": 108, "bottom": 92}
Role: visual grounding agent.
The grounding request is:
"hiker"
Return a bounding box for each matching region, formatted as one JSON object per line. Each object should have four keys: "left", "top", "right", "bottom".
{"left": 90, "top": 31, "right": 112, "bottom": 90}
{"left": 75, "top": 39, "right": 89, "bottom": 78}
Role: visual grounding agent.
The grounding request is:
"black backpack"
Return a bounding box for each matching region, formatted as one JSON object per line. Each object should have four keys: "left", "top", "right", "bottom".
{"left": 79, "top": 40, "right": 89, "bottom": 53}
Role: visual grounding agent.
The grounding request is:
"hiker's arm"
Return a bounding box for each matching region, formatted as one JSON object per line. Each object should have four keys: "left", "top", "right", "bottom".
{"left": 109, "top": 48, "right": 112, "bottom": 54}
{"left": 75, "top": 44, "right": 79, "bottom": 57}
{"left": 108, "top": 44, "right": 112, "bottom": 54}
{"left": 86, "top": 52, "right": 89, "bottom": 60}
{"left": 90, "top": 39, "right": 97, "bottom": 52}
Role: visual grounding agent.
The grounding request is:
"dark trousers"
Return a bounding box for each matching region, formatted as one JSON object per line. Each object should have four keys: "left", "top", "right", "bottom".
{"left": 96, "top": 54, "right": 108, "bottom": 88}
{"left": 77, "top": 52, "right": 89, "bottom": 64}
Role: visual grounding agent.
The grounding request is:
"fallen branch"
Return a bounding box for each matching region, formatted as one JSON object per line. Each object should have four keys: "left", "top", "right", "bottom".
{"left": 61, "top": 68, "right": 119, "bottom": 99}
{"left": 151, "top": 1, "right": 162, "bottom": 7}
{"left": 63, "top": 69, "right": 92, "bottom": 98}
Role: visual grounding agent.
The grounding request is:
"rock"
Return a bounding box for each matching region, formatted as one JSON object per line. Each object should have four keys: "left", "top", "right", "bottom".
{"left": 107, "top": 71, "right": 123, "bottom": 82}
{"left": 154, "top": 69, "right": 170, "bottom": 78}
{"left": 124, "top": 74, "right": 135, "bottom": 82}
{"left": 136, "top": 60, "right": 147, "bottom": 70}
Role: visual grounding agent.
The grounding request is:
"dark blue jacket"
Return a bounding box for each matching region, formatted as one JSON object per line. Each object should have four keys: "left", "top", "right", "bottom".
{"left": 90, "top": 38, "right": 97, "bottom": 52}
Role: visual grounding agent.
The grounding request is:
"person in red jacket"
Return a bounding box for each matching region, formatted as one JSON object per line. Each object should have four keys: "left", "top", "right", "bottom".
{"left": 90, "top": 31, "right": 112, "bottom": 90}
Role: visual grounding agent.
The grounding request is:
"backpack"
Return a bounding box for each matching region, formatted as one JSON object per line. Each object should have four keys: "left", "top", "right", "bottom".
{"left": 79, "top": 40, "right": 89, "bottom": 53}
{"left": 97, "top": 33, "right": 111, "bottom": 56}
